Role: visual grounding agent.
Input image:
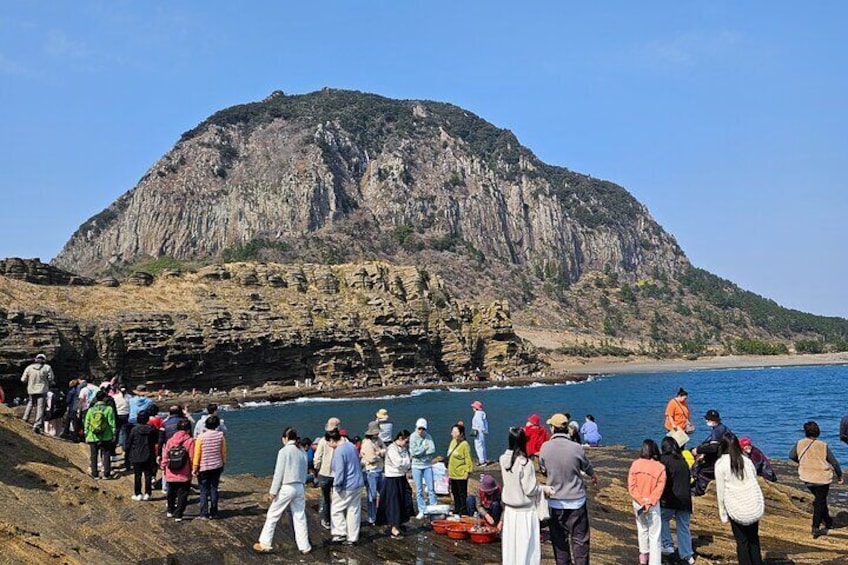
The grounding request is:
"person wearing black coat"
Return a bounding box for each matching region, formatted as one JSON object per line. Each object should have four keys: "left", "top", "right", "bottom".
{"left": 660, "top": 437, "right": 695, "bottom": 564}
{"left": 126, "top": 411, "right": 159, "bottom": 500}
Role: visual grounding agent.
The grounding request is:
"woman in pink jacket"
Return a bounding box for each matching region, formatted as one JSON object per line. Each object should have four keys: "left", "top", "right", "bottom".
{"left": 628, "top": 439, "right": 667, "bottom": 565}
{"left": 160, "top": 419, "right": 195, "bottom": 522}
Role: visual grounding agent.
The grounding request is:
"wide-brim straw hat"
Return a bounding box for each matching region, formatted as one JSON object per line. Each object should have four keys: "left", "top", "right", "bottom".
{"left": 365, "top": 420, "right": 382, "bottom": 436}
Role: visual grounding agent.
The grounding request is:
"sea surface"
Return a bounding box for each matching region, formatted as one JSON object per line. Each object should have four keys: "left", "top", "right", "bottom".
{"left": 217, "top": 364, "right": 848, "bottom": 476}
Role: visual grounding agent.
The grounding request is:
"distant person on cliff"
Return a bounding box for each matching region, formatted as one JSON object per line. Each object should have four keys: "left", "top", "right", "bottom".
{"left": 523, "top": 414, "right": 550, "bottom": 459}
{"left": 21, "top": 353, "right": 55, "bottom": 434}
{"left": 447, "top": 422, "right": 473, "bottom": 515}
{"left": 194, "top": 403, "right": 227, "bottom": 438}
{"left": 126, "top": 410, "right": 159, "bottom": 499}
{"left": 664, "top": 388, "right": 694, "bottom": 437}
{"left": 376, "top": 429, "right": 413, "bottom": 538}
{"left": 313, "top": 417, "right": 344, "bottom": 529}
{"left": 539, "top": 413, "right": 598, "bottom": 565}
{"left": 715, "top": 434, "right": 764, "bottom": 565}
{"left": 690, "top": 409, "right": 731, "bottom": 495}
{"left": 375, "top": 408, "right": 394, "bottom": 444}
{"left": 85, "top": 390, "right": 117, "bottom": 480}
{"left": 160, "top": 419, "right": 195, "bottom": 522}
{"left": 659, "top": 436, "right": 694, "bottom": 565}
{"left": 410, "top": 417, "right": 438, "bottom": 519}
{"left": 471, "top": 401, "right": 489, "bottom": 465}
{"left": 253, "top": 427, "right": 311, "bottom": 555}
{"left": 789, "top": 421, "right": 843, "bottom": 538}
{"left": 739, "top": 437, "right": 777, "bottom": 482}
{"left": 580, "top": 415, "right": 602, "bottom": 447}
{"left": 193, "top": 415, "right": 227, "bottom": 518}
{"left": 328, "top": 428, "right": 365, "bottom": 545}
{"left": 360, "top": 420, "right": 385, "bottom": 525}
{"left": 628, "top": 439, "right": 666, "bottom": 565}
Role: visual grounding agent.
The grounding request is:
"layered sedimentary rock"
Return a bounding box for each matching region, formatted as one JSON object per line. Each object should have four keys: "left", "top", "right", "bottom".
{"left": 0, "top": 260, "right": 536, "bottom": 396}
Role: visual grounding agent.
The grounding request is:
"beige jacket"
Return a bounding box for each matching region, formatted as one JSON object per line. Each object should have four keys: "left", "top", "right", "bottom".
{"left": 313, "top": 436, "right": 347, "bottom": 477}
{"left": 360, "top": 437, "right": 385, "bottom": 471}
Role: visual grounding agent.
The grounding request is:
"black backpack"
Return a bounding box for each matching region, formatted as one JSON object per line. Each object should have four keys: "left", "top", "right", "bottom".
{"left": 167, "top": 439, "right": 189, "bottom": 471}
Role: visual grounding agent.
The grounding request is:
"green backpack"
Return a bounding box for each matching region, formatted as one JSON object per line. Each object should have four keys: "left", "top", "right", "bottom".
{"left": 89, "top": 405, "right": 108, "bottom": 435}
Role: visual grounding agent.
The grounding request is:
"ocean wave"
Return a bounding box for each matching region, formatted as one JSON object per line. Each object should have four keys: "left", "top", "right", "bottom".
{"left": 237, "top": 388, "right": 438, "bottom": 409}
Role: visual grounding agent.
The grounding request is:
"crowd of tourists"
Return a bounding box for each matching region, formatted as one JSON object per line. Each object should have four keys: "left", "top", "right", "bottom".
{"left": 9, "top": 353, "right": 848, "bottom": 564}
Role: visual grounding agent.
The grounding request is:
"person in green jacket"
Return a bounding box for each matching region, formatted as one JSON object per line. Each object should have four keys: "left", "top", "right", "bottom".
{"left": 447, "top": 422, "right": 473, "bottom": 515}
{"left": 85, "top": 390, "right": 117, "bottom": 479}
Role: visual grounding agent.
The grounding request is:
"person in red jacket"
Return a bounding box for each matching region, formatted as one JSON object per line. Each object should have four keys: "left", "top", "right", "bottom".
{"left": 524, "top": 413, "right": 550, "bottom": 458}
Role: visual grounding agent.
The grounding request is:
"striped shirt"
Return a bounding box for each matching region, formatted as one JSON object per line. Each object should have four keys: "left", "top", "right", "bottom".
{"left": 193, "top": 429, "right": 226, "bottom": 472}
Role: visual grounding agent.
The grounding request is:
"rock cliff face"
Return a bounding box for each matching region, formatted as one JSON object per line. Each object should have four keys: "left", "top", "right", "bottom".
{"left": 0, "top": 260, "right": 536, "bottom": 396}
{"left": 53, "top": 89, "right": 687, "bottom": 284}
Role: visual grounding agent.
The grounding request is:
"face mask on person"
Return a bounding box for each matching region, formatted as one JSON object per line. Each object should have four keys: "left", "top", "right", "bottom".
{"left": 706, "top": 420, "right": 717, "bottom": 427}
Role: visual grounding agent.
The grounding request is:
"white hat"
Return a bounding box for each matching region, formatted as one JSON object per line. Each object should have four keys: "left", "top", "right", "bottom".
{"left": 416, "top": 418, "right": 428, "bottom": 430}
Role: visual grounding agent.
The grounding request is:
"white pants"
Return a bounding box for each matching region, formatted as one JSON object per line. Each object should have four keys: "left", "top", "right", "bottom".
{"left": 258, "top": 483, "right": 311, "bottom": 552}
{"left": 502, "top": 505, "right": 540, "bottom": 565}
{"left": 633, "top": 501, "right": 662, "bottom": 565}
{"left": 474, "top": 434, "right": 487, "bottom": 463}
{"left": 331, "top": 488, "right": 362, "bottom": 542}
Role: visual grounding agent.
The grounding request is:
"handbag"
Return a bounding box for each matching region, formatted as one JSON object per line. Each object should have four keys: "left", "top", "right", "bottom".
{"left": 675, "top": 399, "right": 696, "bottom": 434}
{"left": 534, "top": 491, "right": 550, "bottom": 521}
{"left": 469, "top": 429, "right": 479, "bottom": 439}
{"left": 667, "top": 428, "right": 689, "bottom": 448}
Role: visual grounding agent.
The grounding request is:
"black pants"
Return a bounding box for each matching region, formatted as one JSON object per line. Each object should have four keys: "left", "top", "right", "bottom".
{"left": 450, "top": 478, "right": 468, "bottom": 515}
{"left": 317, "top": 474, "right": 334, "bottom": 524}
{"left": 730, "top": 520, "right": 762, "bottom": 565}
{"left": 133, "top": 462, "right": 154, "bottom": 495}
{"left": 808, "top": 483, "right": 832, "bottom": 530}
{"left": 123, "top": 423, "right": 135, "bottom": 470}
{"left": 550, "top": 504, "right": 591, "bottom": 565}
{"left": 89, "top": 442, "right": 111, "bottom": 478}
{"left": 167, "top": 480, "right": 191, "bottom": 518}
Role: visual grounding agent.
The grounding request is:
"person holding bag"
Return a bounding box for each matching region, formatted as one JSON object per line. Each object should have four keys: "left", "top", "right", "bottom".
{"left": 789, "top": 421, "right": 844, "bottom": 538}
{"left": 664, "top": 388, "right": 694, "bottom": 436}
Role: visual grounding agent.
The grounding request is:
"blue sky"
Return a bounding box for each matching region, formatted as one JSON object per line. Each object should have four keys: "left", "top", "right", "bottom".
{"left": 1, "top": 2, "right": 846, "bottom": 317}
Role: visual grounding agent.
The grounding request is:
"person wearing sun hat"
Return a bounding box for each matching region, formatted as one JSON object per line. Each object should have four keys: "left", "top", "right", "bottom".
{"left": 410, "top": 417, "right": 438, "bottom": 519}
{"left": 21, "top": 352, "right": 55, "bottom": 434}
{"left": 467, "top": 473, "right": 503, "bottom": 526}
{"left": 470, "top": 400, "right": 489, "bottom": 466}
{"left": 375, "top": 408, "right": 393, "bottom": 444}
{"left": 360, "top": 420, "right": 386, "bottom": 525}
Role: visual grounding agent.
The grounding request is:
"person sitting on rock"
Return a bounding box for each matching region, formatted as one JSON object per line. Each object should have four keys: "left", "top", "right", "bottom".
{"left": 690, "top": 409, "right": 732, "bottom": 496}
{"left": 739, "top": 437, "right": 777, "bottom": 482}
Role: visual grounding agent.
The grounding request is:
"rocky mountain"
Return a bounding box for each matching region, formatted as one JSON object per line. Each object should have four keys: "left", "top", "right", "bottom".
{"left": 52, "top": 89, "right": 848, "bottom": 352}
{"left": 0, "top": 258, "right": 536, "bottom": 396}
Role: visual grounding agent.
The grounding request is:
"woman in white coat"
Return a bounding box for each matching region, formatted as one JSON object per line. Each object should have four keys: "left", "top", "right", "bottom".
{"left": 498, "top": 427, "right": 552, "bottom": 565}
{"left": 715, "top": 434, "right": 764, "bottom": 565}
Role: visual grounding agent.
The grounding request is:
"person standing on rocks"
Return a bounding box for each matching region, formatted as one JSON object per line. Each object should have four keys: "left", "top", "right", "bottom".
{"left": 193, "top": 415, "right": 227, "bottom": 518}
{"left": 523, "top": 414, "right": 550, "bottom": 459}
{"left": 21, "top": 353, "right": 54, "bottom": 434}
{"left": 85, "top": 390, "right": 117, "bottom": 480}
{"left": 410, "top": 417, "right": 438, "bottom": 519}
{"left": 194, "top": 403, "right": 227, "bottom": 438}
{"left": 253, "top": 427, "right": 311, "bottom": 555}
{"left": 61, "top": 379, "right": 80, "bottom": 441}
{"left": 789, "top": 421, "right": 843, "bottom": 538}
{"left": 160, "top": 419, "right": 195, "bottom": 522}
{"left": 628, "top": 439, "right": 667, "bottom": 565}
{"left": 539, "top": 413, "right": 598, "bottom": 565}
{"left": 471, "top": 401, "right": 489, "bottom": 465}
{"left": 126, "top": 410, "right": 159, "bottom": 498}
{"left": 715, "top": 434, "right": 764, "bottom": 565}
{"left": 375, "top": 408, "right": 394, "bottom": 444}
{"left": 376, "top": 429, "right": 413, "bottom": 538}
{"left": 328, "top": 428, "right": 364, "bottom": 545}
{"left": 360, "top": 420, "right": 386, "bottom": 525}
{"left": 313, "top": 417, "right": 344, "bottom": 529}
{"left": 447, "top": 422, "right": 473, "bottom": 515}
{"left": 659, "top": 436, "right": 694, "bottom": 565}
{"left": 664, "top": 388, "right": 694, "bottom": 436}
{"left": 112, "top": 384, "right": 131, "bottom": 450}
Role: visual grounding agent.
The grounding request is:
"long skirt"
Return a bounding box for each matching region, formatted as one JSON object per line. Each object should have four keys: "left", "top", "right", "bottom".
{"left": 376, "top": 475, "right": 414, "bottom": 527}
{"left": 502, "top": 505, "right": 540, "bottom": 565}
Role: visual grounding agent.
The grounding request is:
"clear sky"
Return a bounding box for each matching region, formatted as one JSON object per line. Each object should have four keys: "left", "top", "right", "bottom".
{"left": 1, "top": 2, "right": 846, "bottom": 317}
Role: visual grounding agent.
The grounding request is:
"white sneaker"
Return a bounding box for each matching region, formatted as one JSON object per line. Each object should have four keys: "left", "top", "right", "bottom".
{"left": 416, "top": 512, "right": 424, "bottom": 520}
{"left": 166, "top": 512, "right": 173, "bottom": 518}
{"left": 142, "top": 494, "right": 150, "bottom": 501}
{"left": 132, "top": 494, "right": 142, "bottom": 501}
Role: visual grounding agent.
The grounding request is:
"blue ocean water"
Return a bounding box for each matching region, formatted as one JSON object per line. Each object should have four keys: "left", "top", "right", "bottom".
{"left": 219, "top": 364, "right": 848, "bottom": 476}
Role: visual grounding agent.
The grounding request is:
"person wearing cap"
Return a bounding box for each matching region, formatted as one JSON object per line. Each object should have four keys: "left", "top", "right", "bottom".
{"left": 470, "top": 401, "right": 489, "bottom": 466}
{"left": 447, "top": 422, "right": 473, "bottom": 515}
{"left": 467, "top": 473, "right": 503, "bottom": 526}
{"left": 739, "top": 437, "right": 776, "bottom": 482}
{"left": 360, "top": 420, "right": 386, "bottom": 525}
{"left": 375, "top": 408, "right": 394, "bottom": 444}
{"left": 20, "top": 353, "right": 55, "bottom": 434}
{"left": 664, "top": 388, "right": 693, "bottom": 434}
{"left": 524, "top": 414, "right": 550, "bottom": 458}
{"left": 789, "top": 421, "right": 843, "bottom": 538}
{"left": 410, "top": 417, "right": 438, "bottom": 519}
{"left": 690, "top": 409, "right": 731, "bottom": 495}
{"left": 327, "top": 428, "right": 365, "bottom": 545}
{"left": 539, "top": 412, "right": 598, "bottom": 565}
{"left": 313, "top": 416, "right": 345, "bottom": 529}
{"left": 254, "top": 427, "right": 311, "bottom": 555}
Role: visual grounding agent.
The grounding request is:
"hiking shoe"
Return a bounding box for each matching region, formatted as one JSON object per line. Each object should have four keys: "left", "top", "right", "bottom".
{"left": 416, "top": 512, "right": 424, "bottom": 520}
{"left": 174, "top": 518, "right": 183, "bottom": 523}
{"left": 331, "top": 536, "right": 346, "bottom": 544}
{"left": 253, "top": 542, "right": 273, "bottom": 553}
{"left": 343, "top": 540, "right": 356, "bottom": 546}
{"left": 132, "top": 494, "right": 142, "bottom": 501}
{"left": 321, "top": 519, "right": 331, "bottom": 530}
{"left": 683, "top": 556, "right": 696, "bottom": 565}
{"left": 166, "top": 512, "right": 173, "bottom": 518}
{"left": 142, "top": 494, "right": 150, "bottom": 501}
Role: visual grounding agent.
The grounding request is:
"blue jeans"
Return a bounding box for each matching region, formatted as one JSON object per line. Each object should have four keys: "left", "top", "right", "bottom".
{"left": 198, "top": 467, "right": 223, "bottom": 518}
{"left": 365, "top": 469, "right": 384, "bottom": 523}
{"left": 412, "top": 466, "right": 438, "bottom": 513}
{"left": 661, "top": 508, "right": 693, "bottom": 559}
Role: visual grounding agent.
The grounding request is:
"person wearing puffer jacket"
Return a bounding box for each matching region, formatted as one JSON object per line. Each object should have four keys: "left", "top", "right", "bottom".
{"left": 160, "top": 419, "right": 195, "bottom": 521}
{"left": 715, "top": 434, "right": 764, "bottom": 565}
{"left": 628, "top": 440, "right": 667, "bottom": 565}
